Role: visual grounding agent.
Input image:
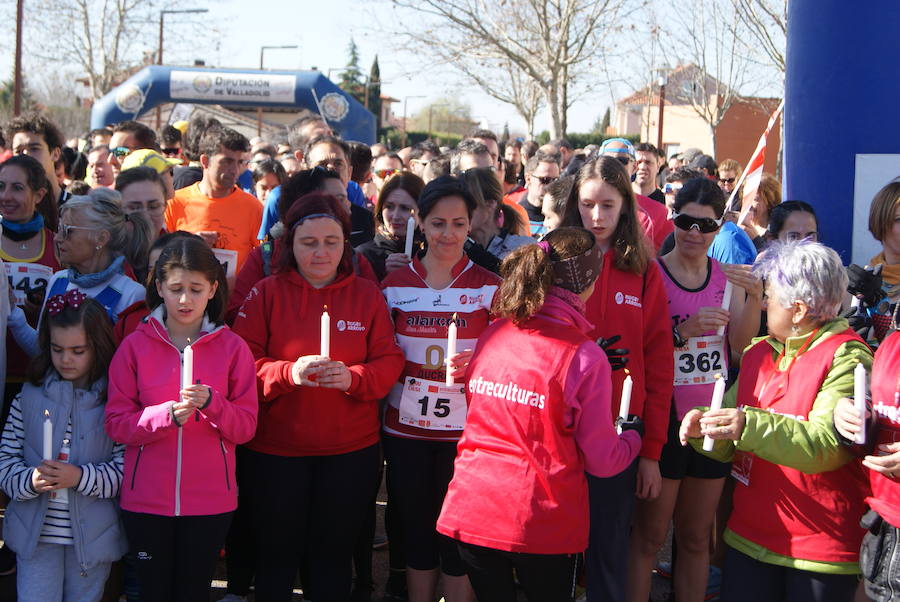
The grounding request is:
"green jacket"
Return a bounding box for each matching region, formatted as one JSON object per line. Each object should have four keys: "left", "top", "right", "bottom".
{"left": 690, "top": 318, "right": 873, "bottom": 573}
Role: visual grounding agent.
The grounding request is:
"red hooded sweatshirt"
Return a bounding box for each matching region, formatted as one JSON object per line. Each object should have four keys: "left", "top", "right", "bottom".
{"left": 583, "top": 251, "right": 673, "bottom": 462}
{"left": 232, "top": 269, "right": 405, "bottom": 456}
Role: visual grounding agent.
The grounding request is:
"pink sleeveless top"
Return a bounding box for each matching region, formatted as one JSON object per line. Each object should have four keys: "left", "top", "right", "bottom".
{"left": 658, "top": 257, "right": 730, "bottom": 419}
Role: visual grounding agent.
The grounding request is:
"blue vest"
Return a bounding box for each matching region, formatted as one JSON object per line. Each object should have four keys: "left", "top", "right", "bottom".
{"left": 4, "top": 375, "right": 127, "bottom": 568}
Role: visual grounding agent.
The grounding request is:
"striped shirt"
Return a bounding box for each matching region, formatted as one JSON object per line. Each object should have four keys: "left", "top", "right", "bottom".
{"left": 382, "top": 256, "right": 499, "bottom": 441}
{"left": 0, "top": 394, "right": 125, "bottom": 545}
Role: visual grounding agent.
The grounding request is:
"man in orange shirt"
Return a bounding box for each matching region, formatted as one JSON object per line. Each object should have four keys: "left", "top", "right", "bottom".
{"left": 165, "top": 126, "right": 261, "bottom": 276}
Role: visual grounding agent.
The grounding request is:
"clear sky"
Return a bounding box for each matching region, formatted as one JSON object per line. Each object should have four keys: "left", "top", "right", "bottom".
{"left": 1, "top": 0, "right": 612, "bottom": 137}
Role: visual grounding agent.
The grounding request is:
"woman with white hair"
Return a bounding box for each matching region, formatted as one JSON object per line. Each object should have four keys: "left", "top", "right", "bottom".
{"left": 679, "top": 240, "right": 874, "bottom": 602}
{"left": 8, "top": 191, "right": 150, "bottom": 356}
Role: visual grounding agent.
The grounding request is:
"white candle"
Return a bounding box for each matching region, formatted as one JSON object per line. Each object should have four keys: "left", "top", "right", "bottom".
{"left": 404, "top": 216, "right": 415, "bottom": 258}
{"left": 717, "top": 281, "right": 733, "bottom": 337}
{"left": 617, "top": 370, "right": 633, "bottom": 434}
{"left": 446, "top": 314, "right": 458, "bottom": 386}
{"left": 703, "top": 374, "right": 727, "bottom": 451}
{"left": 854, "top": 362, "right": 867, "bottom": 445}
{"left": 320, "top": 306, "right": 330, "bottom": 357}
{"left": 181, "top": 342, "right": 193, "bottom": 391}
{"left": 42, "top": 410, "right": 52, "bottom": 461}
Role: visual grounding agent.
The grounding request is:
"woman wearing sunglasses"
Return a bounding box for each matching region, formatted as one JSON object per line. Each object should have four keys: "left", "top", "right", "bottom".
{"left": 8, "top": 191, "right": 150, "bottom": 358}
{"left": 629, "top": 177, "right": 762, "bottom": 602}
{"left": 561, "top": 156, "right": 673, "bottom": 602}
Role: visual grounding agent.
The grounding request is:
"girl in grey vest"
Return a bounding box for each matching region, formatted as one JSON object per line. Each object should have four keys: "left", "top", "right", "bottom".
{"left": 0, "top": 292, "right": 126, "bottom": 601}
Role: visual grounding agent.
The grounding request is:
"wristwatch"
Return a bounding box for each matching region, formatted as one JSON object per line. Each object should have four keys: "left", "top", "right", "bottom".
{"left": 673, "top": 323, "right": 688, "bottom": 348}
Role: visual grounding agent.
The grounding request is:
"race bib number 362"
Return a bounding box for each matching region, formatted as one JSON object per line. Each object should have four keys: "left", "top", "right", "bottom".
{"left": 674, "top": 334, "right": 726, "bottom": 386}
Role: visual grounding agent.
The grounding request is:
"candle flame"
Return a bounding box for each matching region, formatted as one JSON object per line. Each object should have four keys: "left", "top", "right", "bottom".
{"left": 186, "top": 337, "right": 191, "bottom": 345}
{"left": 44, "top": 409, "right": 49, "bottom": 418}
{"left": 714, "top": 373, "right": 722, "bottom": 380}
{"left": 452, "top": 312, "right": 458, "bottom": 321}
{"left": 623, "top": 368, "right": 630, "bottom": 376}
{"left": 323, "top": 305, "right": 328, "bottom": 312}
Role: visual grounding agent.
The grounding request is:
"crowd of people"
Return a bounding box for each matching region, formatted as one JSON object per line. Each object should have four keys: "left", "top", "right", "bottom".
{"left": 0, "top": 108, "right": 896, "bottom": 602}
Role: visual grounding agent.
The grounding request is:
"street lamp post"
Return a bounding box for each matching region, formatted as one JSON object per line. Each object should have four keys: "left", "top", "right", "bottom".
{"left": 428, "top": 103, "right": 449, "bottom": 140}
{"left": 157, "top": 8, "right": 209, "bottom": 128}
{"left": 402, "top": 95, "right": 425, "bottom": 147}
{"left": 656, "top": 69, "right": 668, "bottom": 151}
{"left": 258, "top": 45, "right": 299, "bottom": 136}
{"left": 13, "top": 0, "right": 23, "bottom": 116}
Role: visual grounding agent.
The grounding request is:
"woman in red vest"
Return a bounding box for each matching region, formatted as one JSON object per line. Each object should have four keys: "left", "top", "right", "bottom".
{"left": 834, "top": 330, "right": 900, "bottom": 599}
{"left": 680, "top": 240, "right": 874, "bottom": 602}
{"left": 437, "top": 226, "right": 642, "bottom": 602}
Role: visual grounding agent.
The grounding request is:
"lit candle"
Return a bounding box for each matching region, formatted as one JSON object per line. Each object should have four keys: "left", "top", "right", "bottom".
{"left": 446, "top": 313, "right": 458, "bottom": 386}
{"left": 717, "top": 281, "right": 733, "bottom": 337}
{"left": 854, "top": 362, "right": 867, "bottom": 445}
{"left": 617, "top": 370, "right": 633, "bottom": 434}
{"left": 321, "top": 305, "right": 330, "bottom": 357}
{"left": 42, "top": 410, "right": 52, "bottom": 461}
{"left": 181, "top": 340, "right": 193, "bottom": 391}
{"left": 703, "top": 374, "right": 727, "bottom": 452}
{"left": 404, "top": 216, "right": 416, "bottom": 258}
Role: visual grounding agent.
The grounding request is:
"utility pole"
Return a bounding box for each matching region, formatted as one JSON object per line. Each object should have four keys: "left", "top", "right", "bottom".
{"left": 14, "top": 0, "right": 24, "bottom": 116}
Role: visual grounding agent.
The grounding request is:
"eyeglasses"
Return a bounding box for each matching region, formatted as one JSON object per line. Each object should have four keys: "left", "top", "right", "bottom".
{"left": 531, "top": 175, "right": 557, "bottom": 186}
{"left": 57, "top": 224, "right": 99, "bottom": 240}
{"left": 718, "top": 177, "right": 736, "bottom": 184}
{"left": 110, "top": 146, "right": 131, "bottom": 159}
{"left": 785, "top": 231, "right": 818, "bottom": 242}
{"left": 663, "top": 182, "right": 683, "bottom": 195}
{"left": 162, "top": 147, "right": 181, "bottom": 156}
{"left": 672, "top": 213, "right": 723, "bottom": 233}
{"left": 374, "top": 168, "right": 400, "bottom": 180}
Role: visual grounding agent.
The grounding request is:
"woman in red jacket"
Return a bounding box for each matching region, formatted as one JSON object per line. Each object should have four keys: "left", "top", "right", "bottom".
{"left": 105, "top": 236, "right": 258, "bottom": 602}
{"left": 562, "top": 156, "right": 674, "bottom": 601}
{"left": 834, "top": 330, "right": 900, "bottom": 599}
{"left": 437, "top": 226, "right": 643, "bottom": 601}
{"left": 231, "top": 192, "right": 405, "bottom": 602}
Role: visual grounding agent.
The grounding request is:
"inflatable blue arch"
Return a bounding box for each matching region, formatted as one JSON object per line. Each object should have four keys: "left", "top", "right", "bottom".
{"left": 90, "top": 66, "right": 376, "bottom": 143}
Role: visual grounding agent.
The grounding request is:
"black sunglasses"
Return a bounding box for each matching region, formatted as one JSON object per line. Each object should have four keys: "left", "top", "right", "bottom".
{"left": 162, "top": 147, "right": 181, "bottom": 156}
{"left": 532, "top": 175, "right": 557, "bottom": 186}
{"left": 672, "top": 213, "right": 723, "bottom": 233}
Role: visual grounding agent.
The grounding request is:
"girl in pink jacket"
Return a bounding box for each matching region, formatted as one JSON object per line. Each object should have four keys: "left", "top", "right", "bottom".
{"left": 105, "top": 237, "right": 258, "bottom": 602}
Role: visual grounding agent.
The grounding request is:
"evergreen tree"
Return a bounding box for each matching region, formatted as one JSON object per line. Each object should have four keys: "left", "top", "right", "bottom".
{"left": 368, "top": 55, "right": 382, "bottom": 129}
{"left": 337, "top": 39, "right": 366, "bottom": 105}
{"left": 591, "top": 107, "right": 611, "bottom": 134}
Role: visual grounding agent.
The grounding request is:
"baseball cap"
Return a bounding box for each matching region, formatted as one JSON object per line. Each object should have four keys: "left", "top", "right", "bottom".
{"left": 172, "top": 120, "right": 189, "bottom": 135}
{"left": 121, "top": 149, "right": 182, "bottom": 174}
{"left": 599, "top": 138, "right": 636, "bottom": 159}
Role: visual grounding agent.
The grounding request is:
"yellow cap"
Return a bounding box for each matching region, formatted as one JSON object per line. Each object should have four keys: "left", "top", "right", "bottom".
{"left": 120, "top": 149, "right": 182, "bottom": 174}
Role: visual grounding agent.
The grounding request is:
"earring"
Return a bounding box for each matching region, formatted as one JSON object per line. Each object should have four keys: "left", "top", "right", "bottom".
{"left": 791, "top": 323, "right": 799, "bottom": 335}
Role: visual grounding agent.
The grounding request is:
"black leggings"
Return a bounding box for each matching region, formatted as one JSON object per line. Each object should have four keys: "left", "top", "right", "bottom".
{"left": 244, "top": 444, "right": 381, "bottom": 602}
{"left": 121, "top": 510, "right": 233, "bottom": 602}
{"left": 382, "top": 434, "right": 466, "bottom": 576}
{"left": 457, "top": 541, "right": 577, "bottom": 602}
{"left": 721, "top": 546, "right": 858, "bottom": 602}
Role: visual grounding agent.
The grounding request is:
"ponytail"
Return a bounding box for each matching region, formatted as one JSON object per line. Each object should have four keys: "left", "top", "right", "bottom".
{"left": 494, "top": 244, "right": 554, "bottom": 324}
{"left": 493, "top": 227, "right": 600, "bottom": 324}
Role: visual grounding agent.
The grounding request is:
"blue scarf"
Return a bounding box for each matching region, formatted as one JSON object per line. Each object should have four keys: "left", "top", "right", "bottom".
{"left": 68, "top": 255, "right": 126, "bottom": 289}
{"left": 1, "top": 213, "right": 44, "bottom": 241}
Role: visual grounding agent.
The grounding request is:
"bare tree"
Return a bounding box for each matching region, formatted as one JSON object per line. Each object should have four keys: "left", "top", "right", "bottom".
{"left": 664, "top": 0, "right": 756, "bottom": 155}
{"left": 27, "top": 0, "right": 210, "bottom": 100}
{"left": 388, "top": 0, "right": 635, "bottom": 138}
{"left": 465, "top": 58, "right": 545, "bottom": 138}
{"left": 732, "top": 0, "right": 787, "bottom": 74}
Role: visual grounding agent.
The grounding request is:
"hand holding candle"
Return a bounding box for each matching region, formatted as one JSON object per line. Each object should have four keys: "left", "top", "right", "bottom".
{"left": 854, "top": 362, "right": 867, "bottom": 445}
{"left": 703, "top": 374, "right": 727, "bottom": 451}
{"left": 446, "top": 314, "right": 458, "bottom": 386}
{"left": 321, "top": 305, "right": 331, "bottom": 358}
{"left": 404, "top": 216, "right": 416, "bottom": 258}
{"left": 617, "top": 369, "right": 633, "bottom": 434}
{"left": 716, "top": 281, "right": 733, "bottom": 337}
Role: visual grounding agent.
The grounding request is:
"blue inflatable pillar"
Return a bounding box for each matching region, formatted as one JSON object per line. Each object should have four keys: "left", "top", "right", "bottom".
{"left": 784, "top": 2, "right": 900, "bottom": 262}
